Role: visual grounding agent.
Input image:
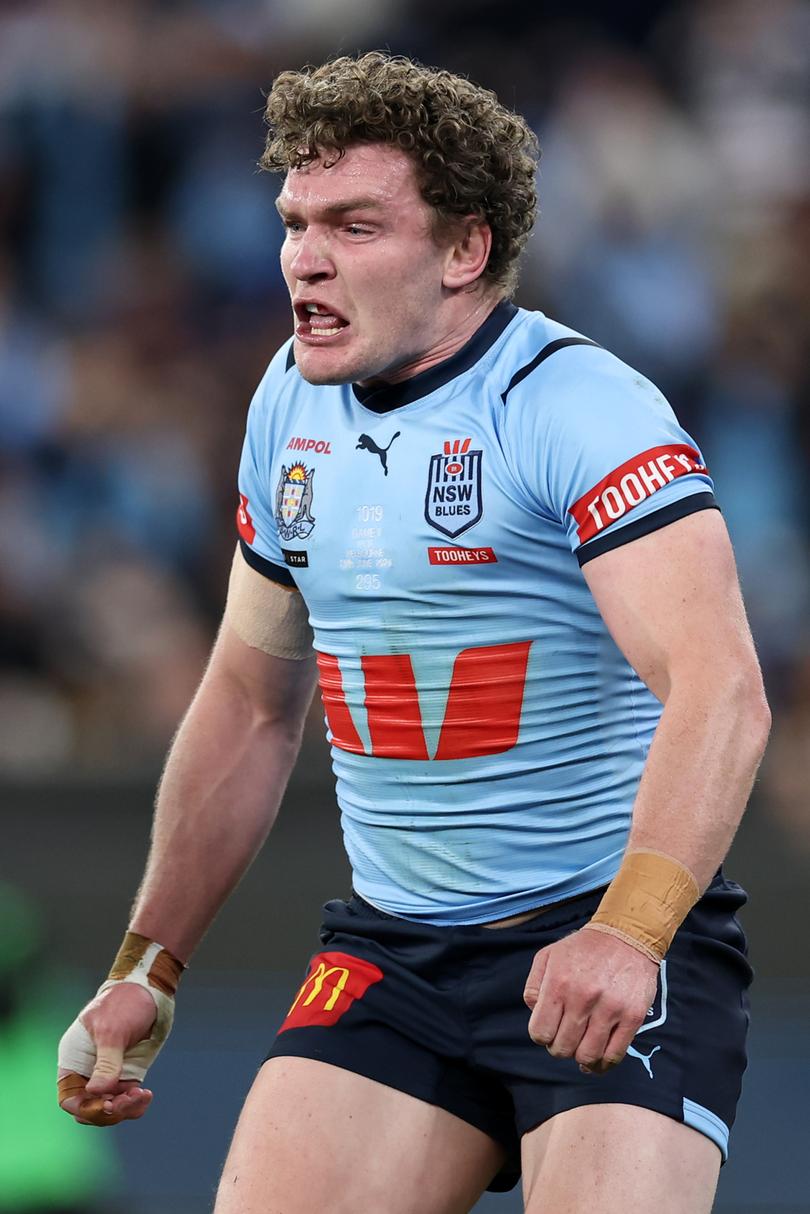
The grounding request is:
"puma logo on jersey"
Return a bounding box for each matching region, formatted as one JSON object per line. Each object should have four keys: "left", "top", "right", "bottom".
{"left": 356, "top": 431, "right": 400, "bottom": 475}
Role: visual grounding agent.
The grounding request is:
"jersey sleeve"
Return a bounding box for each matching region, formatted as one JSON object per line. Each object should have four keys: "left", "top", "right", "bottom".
{"left": 503, "top": 346, "right": 717, "bottom": 566}
{"left": 235, "top": 341, "right": 297, "bottom": 587}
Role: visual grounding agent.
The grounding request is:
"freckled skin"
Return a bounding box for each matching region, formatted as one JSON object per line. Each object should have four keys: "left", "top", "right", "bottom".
{"left": 277, "top": 143, "right": 497, "bottom": 387}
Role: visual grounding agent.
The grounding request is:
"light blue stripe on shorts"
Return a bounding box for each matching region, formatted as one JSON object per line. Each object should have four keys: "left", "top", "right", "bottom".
{"left": 683, "top": 1097, "right": 730, "bottom": 1161}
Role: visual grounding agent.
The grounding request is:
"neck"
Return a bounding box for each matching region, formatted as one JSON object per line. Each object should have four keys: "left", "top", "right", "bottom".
{"left": 359, "top": 292, "right": 504, "bottom": 388}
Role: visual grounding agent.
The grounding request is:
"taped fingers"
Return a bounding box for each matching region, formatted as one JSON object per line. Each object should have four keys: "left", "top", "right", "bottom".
{"left": 58, "top": 1072, "right": 152, "bottom": 1126}
{"left": 57, "top": 1015, "right": 97, "bottom": 1078}
{"left": 57, "top": 933, "right": 182, "bottom": 1120}
{"left": 58, "top": 1072, "right": 123, "bottom": 1127}
{"left": 86, "top": 1042, "right": 125, "bottom": 1089}
{"left": 58, "top": 1071, "right": 91, "bottom": 1106}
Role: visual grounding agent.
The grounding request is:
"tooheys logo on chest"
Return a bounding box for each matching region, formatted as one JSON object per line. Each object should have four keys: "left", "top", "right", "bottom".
{"left": 425, "top": 437, "right": 483, "bottom": 539}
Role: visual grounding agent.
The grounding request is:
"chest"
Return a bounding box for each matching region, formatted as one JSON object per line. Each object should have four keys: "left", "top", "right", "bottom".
{"left": 271, "top": 400, "right": 550, "bottom": 600}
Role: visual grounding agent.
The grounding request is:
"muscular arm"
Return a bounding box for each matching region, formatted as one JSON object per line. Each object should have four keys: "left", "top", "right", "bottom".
{"left": 524, "top": 509, "right": 770, "bottom": 1072}
{"left": 59, "top": 549, "right": 316, "bottom": 1122}
{"left": 132, "top": 610, "right": 316, "bottom": 963}
{"left": 583, "top": 508, "right": 770, "bottom": 887}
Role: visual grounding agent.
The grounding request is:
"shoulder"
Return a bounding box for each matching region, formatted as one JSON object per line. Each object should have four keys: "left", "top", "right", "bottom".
{"left": 497, "top": 309, "right": 674, "bottom": 434}
{"left": 492, "top": 311, "right": 713, "bottom": 549}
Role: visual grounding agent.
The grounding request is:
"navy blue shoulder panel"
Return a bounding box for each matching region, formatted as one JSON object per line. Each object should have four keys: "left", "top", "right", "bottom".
{"left": 239, "top": 537, "right": 296, "bottom": 587}
{"left": 576, "top": 493, "right": 719, "bottom": 567}
{"left": 501, "top": 338, "right": 600, "bottom": 405}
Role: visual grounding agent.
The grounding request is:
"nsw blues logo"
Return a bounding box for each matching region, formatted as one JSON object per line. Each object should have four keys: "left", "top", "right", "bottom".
{"left": 425, "top": 438, "right": 483, "bottom": 539}
{"left": 275, "top": 462, "right": 315, "bottom": 542}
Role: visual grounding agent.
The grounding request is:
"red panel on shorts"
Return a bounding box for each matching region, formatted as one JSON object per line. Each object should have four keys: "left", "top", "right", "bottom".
{"left": 278, "top": 951, "right": 384, "bottom": 1032}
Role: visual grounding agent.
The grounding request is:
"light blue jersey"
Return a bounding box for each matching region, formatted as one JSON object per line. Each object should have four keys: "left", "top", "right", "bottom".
{"left": 237, "top": 303, "right": 716, "bottom": 924}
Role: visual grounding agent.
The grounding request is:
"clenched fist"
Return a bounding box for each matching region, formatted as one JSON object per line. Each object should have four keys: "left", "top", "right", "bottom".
{"left": 58, "top": 982, "right": 158, "bottom": 1125}
{"left": 523, "top": 925, "right": 659, "bottom": 1075}
{"left": 58, "top": 932, "right": 183, "bottom": 1126}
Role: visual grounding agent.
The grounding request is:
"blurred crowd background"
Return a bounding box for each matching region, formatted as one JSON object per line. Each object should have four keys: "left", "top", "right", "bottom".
{"left": 1, "top": 1, "right": 808, "bottom": 1211}
{"left": 2, "top": 0, "right": 810, "bottom": 811}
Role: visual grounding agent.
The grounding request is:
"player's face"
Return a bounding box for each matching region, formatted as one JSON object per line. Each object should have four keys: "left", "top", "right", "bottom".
{"left": 278, "top": 144, "right": 462, "bottom": 386}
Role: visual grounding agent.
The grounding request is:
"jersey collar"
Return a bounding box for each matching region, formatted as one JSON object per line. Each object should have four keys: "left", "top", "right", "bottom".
{"left": 351, "top": 300, "right": 518, "bottom": 414}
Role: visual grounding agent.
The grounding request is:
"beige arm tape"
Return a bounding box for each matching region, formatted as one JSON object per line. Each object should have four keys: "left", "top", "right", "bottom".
{"left": 224, "top": 545, "right": 313, "bottom": 660}
{"left": 58, "top": 933, "right": 184, "bottom": 1122}
{"left": 583, "top": 849, "right": 701, "bottom": 964}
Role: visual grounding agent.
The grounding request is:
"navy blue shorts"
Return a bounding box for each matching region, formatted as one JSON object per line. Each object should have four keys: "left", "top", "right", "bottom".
{"left": 266, "top": 874, "right": 752, "bottom": 1192}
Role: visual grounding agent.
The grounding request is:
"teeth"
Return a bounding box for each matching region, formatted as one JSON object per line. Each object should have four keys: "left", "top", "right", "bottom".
{"left": 299, "top": 302, "right": 345, "bottom": 336}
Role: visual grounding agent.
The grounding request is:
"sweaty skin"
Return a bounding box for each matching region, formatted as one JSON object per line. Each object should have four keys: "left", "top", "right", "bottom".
{"left": 58, "top": 622, "right": 318, "bottom": 1125}
{"left": 277, "top": 143, "right": 497, "bottom": 387}
{"left": 522, "top": 510, "right": 769, "bottom": 1074}
{"left": 58, "top": 146, "right": 769, "bottom": 1129}
{"left": 58, "top": 142, "right": 501, "bottom": 1131}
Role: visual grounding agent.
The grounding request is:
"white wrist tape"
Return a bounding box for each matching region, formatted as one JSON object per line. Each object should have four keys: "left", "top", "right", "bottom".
{"left": 58, "top": 939, "right": 180, "bottom": 1082}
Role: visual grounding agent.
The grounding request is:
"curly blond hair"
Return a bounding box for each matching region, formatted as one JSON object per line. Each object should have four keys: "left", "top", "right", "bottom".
{"left": 261, "top": 52, "right": 539, "bottom": 296}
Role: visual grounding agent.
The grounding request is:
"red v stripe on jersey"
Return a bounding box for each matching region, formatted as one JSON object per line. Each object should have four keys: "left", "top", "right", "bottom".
{"left": 362, "top": 654, "right": 430, "bottom": 760}
{"left": 317, "top": 653, "right": 364, "bottom": 753}
{"left": 435, "top": 641, "right": 531, "bottom": 760}
{"left": 317, "top": 643, "right": 532, "bottom": 760}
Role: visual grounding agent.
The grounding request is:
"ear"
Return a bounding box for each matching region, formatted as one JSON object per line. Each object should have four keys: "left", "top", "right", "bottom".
{"left": 442, "top": 218, "right": 493, "bottom": 290}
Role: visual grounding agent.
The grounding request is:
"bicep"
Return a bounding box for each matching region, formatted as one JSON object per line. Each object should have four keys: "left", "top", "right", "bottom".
{"left": 224, "top": 544, "right": 313, "bottom": 661}
{"left": 581, "top": 510, "right": 759, "bottom": 703}
{"left": 206, "top": 546, "right": 317, "bottom": 725}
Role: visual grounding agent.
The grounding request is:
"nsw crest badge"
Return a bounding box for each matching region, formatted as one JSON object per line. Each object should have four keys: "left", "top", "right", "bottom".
{"left": 275, "top": 462, "right": 316, "bottom": 541}
{"left": 425, "top": 438, "right": 483, "bottom": 539}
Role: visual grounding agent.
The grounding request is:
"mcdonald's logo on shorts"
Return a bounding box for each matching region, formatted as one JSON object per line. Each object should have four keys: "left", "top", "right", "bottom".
{"left": 278, "top": 951, "right": 384, "bottom": 1033}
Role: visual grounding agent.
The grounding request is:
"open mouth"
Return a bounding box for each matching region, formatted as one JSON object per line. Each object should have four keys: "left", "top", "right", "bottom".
{"left": 294, "top": 301, "right": 350, "bottom": 342}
